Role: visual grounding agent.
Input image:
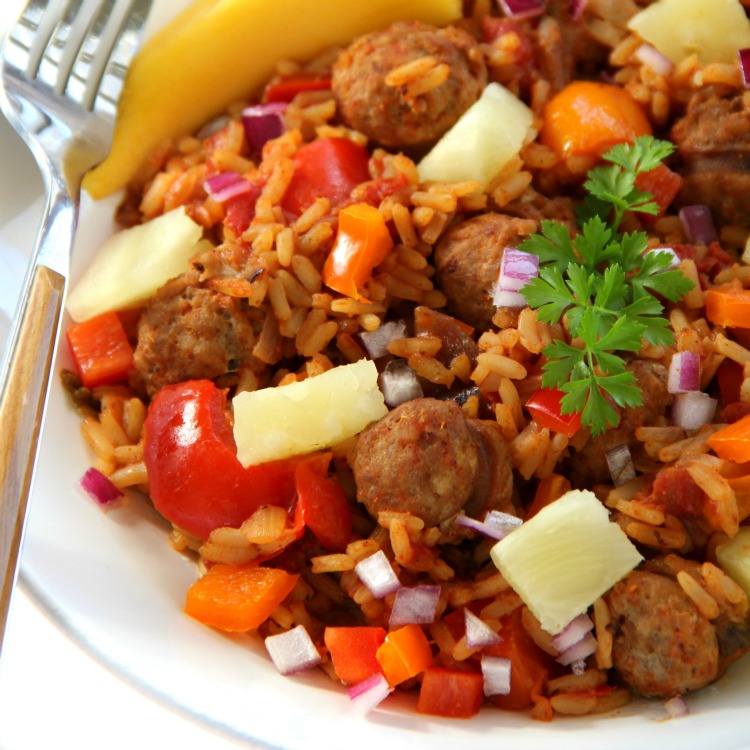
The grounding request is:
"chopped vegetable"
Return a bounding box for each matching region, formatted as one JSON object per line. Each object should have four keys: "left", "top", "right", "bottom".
{"left": 416, "top": 668, "right": 484, "bottom": 718}
{"left": 556, "top": 631, "right": 597, "bottom": 666}
{"left": 481, "top": 655, "right": 512, "bottom": 697}
{"left": 679, "top": 205, "right": 717, "bottom": 244}
{"left": 347, "top": 673, "right": 393, "bottom": 713}
{"left": 716, "top": 527, "right": 750, "bottom": 597}
{"left": 389, "top": 585, "right": 441, "bottom": 627}
{"left": 204, "top": 171, "right": 254, "bottom": 202}
{"left": 143, "top": 380, "right": 299, "bottom": 540}
{"left": 664, "top": 695, "right": 690, "bottom": 719}
{"left": 378, "top": 360, "right": 424, "bottom": 408}
{"left": 66, "top": 208, "right": 209, "bottom": 322}
{"left": 705, "top": 288, "right": 750, "bottom": 328}
{"left": 490, "top": 489, "right": 643, "bottom": 634}
{"left": 355, "top": 550, "right": 401, "bottom": 599}
{"left": 527, "top": 474, "right": 571, "bottom": 519}
{"left": 634, "top": 43, "right": 674, "bottom": 76}
{"left": 605, "top": 444, "right": 636, "bottom": 486}
{"left": 627, "top": 0, "right": 750, "bottom": 65}
{"left": 79, "top": 467, "right": 124, "bottom": 507}
{"left": 82, "top": 0, "right": 463, "bottom": 197}
{"left": 184, "top": 564, "right": 299, "bottom": 631}
{"left": 322, "top": 203, "right": 394, "bottom": 300}
{"left": 634, "top": 164, "right": 683, "bottom": 217}
{"left": 375, "top": 624, "right": 433, "bottom": 686}
{"left": 525, "top": 387, "right": 583, "bottom": 437}
{"left": 708, "top": 413, "right": 750, "bottom": 463}
{"left": 263, "top": 74, "right": 332, "bottom": 103}
{"left": 417, "top": 82, "right": 533, "bottom": 188}
{"left": 359, "top": 320, "right": 407, "bottom": 359}
{"left": 265, "top": 624, "right": 322, "bottom": 674}
{"left": 66, "top": 311, "right": 134, "bottom": 388}
{"left": 456, "top": 510, "right": 522, "bottom": 540}
{"left": 281, "top": 137, "right": 371, "bottom": 216}
{"left": 324, "top": 626, "right": 387, "bottom": 685}
{"left": 232, "top": 359, "right": 388, "bottom": 466}
{"left": 550, "top": 613, "right": 594, "bottom": 654}
{"left": 540, "top": 81, "right": 652, "bottom": 160}
{"left": 464, "top": 609, "right": 501, "bottom": 649}
{"left": 293, "top": 452, "right": 352, "bottom": 552}
{"left": 241, "top": 102, "right": 286, "bottom": 156}
{"left": 741, "top": 48, "right": 750, "bottom": 89}
{"left": 668, "top": 351, "right": 700, "bottom": 393}
{"left": 520, "top": 137, "right": 695, "bottom": 435}
{"left": 497, "top": 248, "right": 540, "bottom": 292}
{"left": 497, "top": 0, "right": 545, "bottom": 20}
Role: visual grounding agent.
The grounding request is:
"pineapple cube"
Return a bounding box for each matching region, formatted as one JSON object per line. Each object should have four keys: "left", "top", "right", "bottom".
{"left": 716, "top": 527, "right": 750, "bottom": 598}
{"left": 233, "top": 359, "right": 387, "bottom": 466}
{"left": 491, "top": 490, "right": 642, "bottom": 635}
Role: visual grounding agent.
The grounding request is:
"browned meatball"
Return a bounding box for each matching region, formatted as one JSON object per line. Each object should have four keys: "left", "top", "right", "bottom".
{"left": 131, "top": 277, "right": 264, "bottom": 397}
{"left": 434, "top": 213, "right": 538, "bottom": 330}
{"left": 619, "top": 360, "right": 672, "bottom": 430}
{"left": 607, "top": 569, "right": 720, "bottom": 697}
{"left": 465, "top": 419, "right": 515, "bottom": 518}
{"left": 332, "top": 21, "right": 486, "bottom": 148}
{"left": 670, "top": 92, "right": 750, "bottom": 227}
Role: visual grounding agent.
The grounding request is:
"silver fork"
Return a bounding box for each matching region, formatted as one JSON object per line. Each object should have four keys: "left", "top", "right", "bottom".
{"left": 0, "top": 0, "right": 152, "bottom": 654}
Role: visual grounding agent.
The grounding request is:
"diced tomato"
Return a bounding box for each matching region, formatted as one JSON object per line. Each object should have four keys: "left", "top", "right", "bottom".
{"left": 485, "top": 608, "right": 554, "bottom": 711}
{"left": 263, "top": 75, "right": 332, "bottom": 104}
{"left": 224, "top": 180, "right": 264, "bottom": 235}
{"left": 281, "top": 138, "right": 371, "bottom": 217}
{"left": 634, "top": 163, "right": 683, "bottom": 217}
{"left": 417, "top": 667, "right": 484, "bottom": 719}
{"left": 143, "top": 380, "right": 299, "bottom": 540}
{"left": 526, "top": 387, "right": 583, "bottom": 437}
{"left": 66, "top": 311, "right": 134, "bottom": 388}
{"left": 294, "top": 453, "right": 352, "bottom": 552}
{"left": 324, "top": 626, "right": 387, "bottom": 685}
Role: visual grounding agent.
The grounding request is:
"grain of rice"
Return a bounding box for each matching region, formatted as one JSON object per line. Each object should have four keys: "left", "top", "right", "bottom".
{"left": 615, "top": 499, "right": 666, "bottom": 526}
{"left": 411, "top": 191, "right": 458, "bottom": 213}
{"left": 275, "top": 227, "right": 296, "bottom": 267}
{"left": 492, "top": 171, "right": 533, "bottom": 207}
{"left": 548, "top": 670, "right": 608, "bottom": 695}
{"left": 446, "top": 571, "right": 510, "bottom": 608}
{"left": 715, "top": 333, "right": 750, "bottom": 365}
{"left": 475, "top": 352, "right": 528, "bottom": 380}
{"left": 311, "top": 554, "right": 355, "bottom": 574}
{"left": 140, "top": 171, "right": 180, "bottom": 217}
{"left": 113, "top": 444, "right": 143, "bottom": 463}
{"left": 397, "top": 244, "right": 429, "bottom": 271}
{"left": 623, "top": 519, "right": 687, "bottom": 549}
{"left": 388, "top": 335, "right": 441, "bottom": 358}
{"left": 702, "top": 562, "right": 748, "bottom": 607}
{"left": 521, "top": 142, "right": 558, "bottom": 170}
{"left": 270, "top": 605, "right": 296, "bottom": 630}
{"left": 431, "top": 619, "right": 458, "bottom": 656}
{"left": 450, "top": 353, "right": 472, "bottom": 383}
{"left": 657, "top": 428, "right": 718, "bottom": 464}
{"left": 592, "top": 598, "right": 613, "bottom": 670}
{"left": 290, "top": 254, "right": 322, "bottom": 293}
{"left": 384, "top": 55, "right": 440, "bottom": 87}
{"left": 677, "top": 571, "right": 721, "bottom": 619}
{"left": 586, "top": 17, "right": 625, "bottom": 48}
{"left": 297, "top": 222, "right": 334, "bottom": 255}
{"left": 536, "top": 432, "right": 570, "bottom": 479}
{"left": 381, "top": 273, "right": 426, "bottom": 302}
{"left": 267, "top": 276, "right": 292, "bottom": 321}
{"left": 495, "top": 403, "right": 520, "bottom": 441}
{"left": 108, "top": 461, "right": 148, "bottom": 489}
{"left": 677, "top": 259, "right": 704, "bottom": 309}
{"left": 549, "top": 693, "right": 598, "bottom": 716}
{"left": 278, "top": 269, "right": 313, "bottom": 307}
{"left": 377, "top": 510, "right": 424, "bottom": 532}
{"left": 123, "top": 398, "right": 147, "bottom": 443}
{"left": 82, "top": 417, "right": 115, "bottom": 460}
{"left": 408, "top": 353, "right": 454, "bottom": 387}
{"left": 296, "top": 310, "right": 338, "bottom": 357}
{"left": 416, "top": 212, "right": 449, "bottom": 245}
{"left": 346, "top": 538, "right": 382, "bottom": 562}
{"left": 686, "top": 461, "right": 739, "bottom": 537}
{"left": 253, "top": 313, "right": 283, "bottom": 364}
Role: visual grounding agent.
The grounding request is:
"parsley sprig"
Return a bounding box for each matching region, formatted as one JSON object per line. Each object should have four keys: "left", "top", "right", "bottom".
{"left": 519, "top": 136, "right": 695, "bottom": 435}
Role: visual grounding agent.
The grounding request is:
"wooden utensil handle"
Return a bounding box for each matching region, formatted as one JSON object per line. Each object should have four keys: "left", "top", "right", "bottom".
{"left": 0, "top": 264, "right": 65, "bottom": 650}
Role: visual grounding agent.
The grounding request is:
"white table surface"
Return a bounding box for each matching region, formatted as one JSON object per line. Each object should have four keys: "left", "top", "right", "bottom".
{"left": 0, "top": 3, "right": 249, "bottom": 748}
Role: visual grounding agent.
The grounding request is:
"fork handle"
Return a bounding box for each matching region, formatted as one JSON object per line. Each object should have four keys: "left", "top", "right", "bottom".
{"left": 0, "top": 262, "right": 65, "bottom": 649}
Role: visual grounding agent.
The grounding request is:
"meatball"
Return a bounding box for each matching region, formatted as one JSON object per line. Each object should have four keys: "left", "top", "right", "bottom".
{"left": 131, "top": 277, "right": 264, "bottom": 397}
{"left": 607, "top": 569, "right": 720, "bottom": 697}
{"left": 350, "top": 398, "right": 514, "bottom": 526}
{"left": 332, "top": 21, "right": 486, "bottom": 148}
{"left": 670, "top": 92, "right": 750, "bottom": 227}
{"left": 434, "top": 213, "right": 538, "bottom": 330}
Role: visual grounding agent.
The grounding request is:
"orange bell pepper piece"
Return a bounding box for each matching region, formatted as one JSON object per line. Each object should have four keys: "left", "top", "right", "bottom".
{"left": 527, "top": 473, "right": 572, "bottom": 519}
{"left": 323, "top": 202, "right": 393, "bottom": 301}
{"left": 375, "top": 623, "right": 433, "bottom": 686}
{"left": 66, "top": 311, "right": 134, "bottom": 388}
{"left": 705, "top": 288, "right": 750, "bottom": 329}
{"left": 185, "top": 564, "right": 299, "bottom": 632}
{"left": 541, "top": 81, "right": 652, "bottom": 160}
{"left": 708, "top": 414, "right": 750, "bottom": 464}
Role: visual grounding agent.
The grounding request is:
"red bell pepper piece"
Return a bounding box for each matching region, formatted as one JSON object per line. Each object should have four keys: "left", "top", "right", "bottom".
{"left": 417, "top": 667, "right": 484, "bottom": 719}
{"left": 263, "top": 75, "right": 332, "bottom": 104}
{"left": 525, "top": 387, "right": 583, "bottom": 437}
{"left": 224, "top": 180, "right": 264, "bottom": 236}
{"left": 324, "top": 626, "right": 387, "bottom": 685}
{"left": 66, "top": 311, "right": 134, "bottom": 388}
{"left": 281, "top": 137, "right": 370, "bottom": 217}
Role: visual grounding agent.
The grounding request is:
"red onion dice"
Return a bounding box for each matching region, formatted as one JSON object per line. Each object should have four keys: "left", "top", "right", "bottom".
{"left": 740, "top": 48, "right": 750, "bottom": 89}
{"left": 354, "top": 550, "right": 401, "bottom": 599}
{"left": 204, "top": 171, "right": 254, "bottom": 203}
{"left": 498, "top": 248, "right": 540, "bottom": 292}
{"left": 551, "top": 612, "right": 594, "bottom": 654}
{"left": 359, "top": 320, "right": 407, "bottom": 359}
{"left": 378, "top": 359, "right": 424, "bottom": 408}
{"left": 570, "top": 0, "right": 587, "bottom": 20}
{"left": 668, "top": 351, "right": 700, "bottom": 394}
{"left": 664, "top": 694, "right": 690, "bottom": 719}
{"left": 242, "top": 102, "right": 287, "bottom": 156}
{"left": 679, "top": 205, "right": 717, "bottom": 245}
{"left": 464, "top": 609, "right": 502, "bottom": 648}
{"left": 455, "top": 510, "right": 522, "bottom": 540}
{"left": 389, "top": 585, "right": 441, "bottom": 627}
{"left": 605, "top": 444, "right": 636, "bottom": 487}
{"left": 481, "top": 655, "right": 512, "bottom": 696}
{"left": 264, "top": 624, "right": 322, "bottom": 675}
{"left": 347, "top": 673, "right": 393, "bottom": 713}
{"left": 497, "top": 0, "right": 546, "bottom": 20}
{"left": 493, "top": 289, "right": 528, "bottom": 309}
{"left": 80, "top": 468, "right": 123, "bottom": 507}
{"left": 556, "top": 631, "right": 597, "bottom": 666}
{"left": 672, "top": 391, "right": 717, "bottom": 431}
{"left": 634, "top": 44, "right": 674, "bottom": 76}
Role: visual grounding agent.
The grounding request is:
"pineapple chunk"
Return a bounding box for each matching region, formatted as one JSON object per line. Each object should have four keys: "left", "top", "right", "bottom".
{"left": 627, "top": 0, "right": 750, "bottom": 65}
{"left": 233, "top": 359, "right": 387, "bottom": 467}
{"left": 417, "top": 82, "right": 534, "bottom": 189}
{"left": 82, "top": 0, "right": 462, "bottom": 198}
{"left": 490, "top": 490, "right": 642, "bottom": 635}
{"left": 66, "top": 207, "right": 209, "bottom": 322}
{"left": 716, "top": 527, "right": 750, "bottom": 598}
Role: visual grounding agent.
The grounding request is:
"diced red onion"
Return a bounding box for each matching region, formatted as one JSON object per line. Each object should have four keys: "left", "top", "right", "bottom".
{"left": 355, "top": 550, "right": 401, "bottom": 599}
{"left": 570, "top": 0, "right": 587, "bottom": 20}
{"left": 80, "top": 467, "right": 123, "bottom": 507}
{"left": 485, "top": 510, "right": 523, "bottom": 535}
{"left": 679, "top": 205, "right": 717, "bottom": 245}
{"left": 378, "top": 359, "right": 424, "bottom": 408}
{"left": 242, "top": 102, "right": 287, "bottom": 156}
{"left": 634, "top": 43, "right": 674, "bottom": 76}
{"left": 605, "top": 444, "right": 636, "bottom": 487}
{"left": 347, "top": 673, "right": 393, "bottom": 713}
{"left": 455, "top": 510, "right": 522, "bottom": 540}
{"left": 389, "top": 585, "right": 441, "bottom": 627}
{"left": 672, "top": 391, "right": 717, "bottom": 431}
{"left": 264, "top": 624, "right": 322, "bottom": 675}
{"left": 498, "top": 248, "right": 540, "bottom": 292}
{"left": 664, "top": 694, "right": 690, "bottom": 719}
{"left": 359, "top": 320, "right": 407, "bottom": 359}
{"left": 481, "top": 655, "right": 512, "bottom": 696}
{"left": 464, "top": 609, "right": 502, "bottom": 648}
{"left": 493, "top": 289, "right": 527, "bottom": 309}
{"left": 204, "top": 171, "right": 254, "bottom": 203}
{"left": 740, "top": 48, "right": 750, "bottom": 89}
{"left": 556, "top": 631, "right": 597, "bottom": 666}
{"left": 551, "top": 613, "right": 594, "bottom": 654}
{"left": 497, "top": 0, "right": 546, "bottom": 20}
{"left": 646, "top": 247, "right": 680, "bottom": 270}
{"left": 668, "top": 351, "right": 700, "bottom": 394}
